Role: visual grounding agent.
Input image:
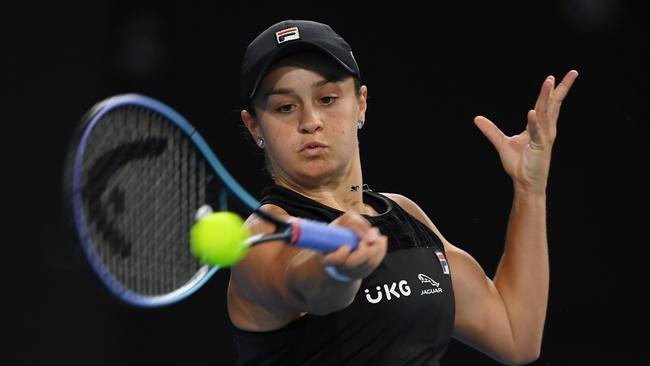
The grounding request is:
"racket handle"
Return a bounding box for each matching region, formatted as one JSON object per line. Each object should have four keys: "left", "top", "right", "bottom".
{"left": 290, "top": 219, "right": 360, "bottom": 252}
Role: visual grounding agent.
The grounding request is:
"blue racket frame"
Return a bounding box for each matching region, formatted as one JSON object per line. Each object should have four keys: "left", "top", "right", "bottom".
{"left": 71, "top": 94, "right": 260, "bottom": 307}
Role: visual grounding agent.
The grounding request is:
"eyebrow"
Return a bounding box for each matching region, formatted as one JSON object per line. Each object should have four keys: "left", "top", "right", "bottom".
{"left": 262, "top": 79, "right": 342, "bottom": 99}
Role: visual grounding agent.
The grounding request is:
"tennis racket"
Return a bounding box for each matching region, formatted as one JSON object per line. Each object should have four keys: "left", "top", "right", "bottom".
{"left": 63, "top": 93, "right": 359, "bottom": 308}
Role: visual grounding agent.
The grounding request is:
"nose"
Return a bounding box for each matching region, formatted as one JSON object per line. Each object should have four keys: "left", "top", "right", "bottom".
{"left": 298, "top": 103, "right": 323, "bottom": 133}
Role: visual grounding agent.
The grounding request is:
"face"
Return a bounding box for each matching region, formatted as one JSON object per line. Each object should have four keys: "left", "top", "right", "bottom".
{"left": 242, "top": 54, "right": 367, "bottom": 188}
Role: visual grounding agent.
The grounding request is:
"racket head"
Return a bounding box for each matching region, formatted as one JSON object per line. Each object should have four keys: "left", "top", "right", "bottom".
{"left": 63, "top": 94, "right": 260, "bottom": 307}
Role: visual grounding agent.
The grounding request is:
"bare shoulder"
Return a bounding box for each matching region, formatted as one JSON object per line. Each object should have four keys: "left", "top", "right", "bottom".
{"left": 382, "top": 193, "right": 446, "bottom": 241}
{"left": 382, "top": 193, "right": 427, "bottom": 220}
{"left": 382, "top": 192, "right": 466, "bottom": 257}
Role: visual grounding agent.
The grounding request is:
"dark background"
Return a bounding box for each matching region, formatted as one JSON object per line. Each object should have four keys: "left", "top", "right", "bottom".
{"left": 5, "top": 0, "right": 649, "bottom": 365}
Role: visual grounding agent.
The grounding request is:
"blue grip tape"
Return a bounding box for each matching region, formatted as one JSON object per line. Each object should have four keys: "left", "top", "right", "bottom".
{"left": 293, "top": 219, "right": 359, "bottom": 252}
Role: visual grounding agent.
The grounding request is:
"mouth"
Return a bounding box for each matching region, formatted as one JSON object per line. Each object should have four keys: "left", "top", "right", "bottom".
{"left": 300, "top": 141, "right": 328, "bottom": 156}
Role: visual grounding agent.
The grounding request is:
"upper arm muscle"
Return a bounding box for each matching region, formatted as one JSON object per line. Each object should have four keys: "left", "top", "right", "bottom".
{"left": 384, "top": 193, "right": 518, "bottom": 361}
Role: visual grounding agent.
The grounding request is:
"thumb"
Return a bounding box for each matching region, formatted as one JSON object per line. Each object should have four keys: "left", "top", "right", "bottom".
{"left": 473, "top": 116, "right": 506, "bottom": 149}
{"left": 322, "top": 245, "right": 352, "bottom": 267}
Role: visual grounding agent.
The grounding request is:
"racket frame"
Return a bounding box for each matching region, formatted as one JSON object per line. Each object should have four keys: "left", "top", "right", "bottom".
{"left": 68, "top": 93, "right": 359, "bottom": 307}
{"left": 69, "top": 94, "right": 260, "bottom": 307}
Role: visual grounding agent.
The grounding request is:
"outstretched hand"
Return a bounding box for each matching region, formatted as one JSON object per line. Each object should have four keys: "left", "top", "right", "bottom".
{"left": 474, "top": 70, "right": 579, "bottom": 194}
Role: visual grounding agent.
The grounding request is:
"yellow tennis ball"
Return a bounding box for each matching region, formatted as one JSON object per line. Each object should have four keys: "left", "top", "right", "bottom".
{"left": 190, "top": 211, "right": 250, "bottom": 267}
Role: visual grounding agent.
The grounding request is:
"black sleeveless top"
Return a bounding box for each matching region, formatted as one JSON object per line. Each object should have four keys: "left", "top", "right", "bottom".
{"left": 232, "top": 185, "right": 455, "bottom": 366}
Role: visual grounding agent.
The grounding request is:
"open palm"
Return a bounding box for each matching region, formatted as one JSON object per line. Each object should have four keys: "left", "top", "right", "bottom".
{"left": 474, "top": 70, "right": 579, "bottom": 193}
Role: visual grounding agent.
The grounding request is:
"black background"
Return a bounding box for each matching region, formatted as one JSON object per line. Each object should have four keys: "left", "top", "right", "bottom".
{"left": 5, "top": 0, "right": 649, "bottom": 365}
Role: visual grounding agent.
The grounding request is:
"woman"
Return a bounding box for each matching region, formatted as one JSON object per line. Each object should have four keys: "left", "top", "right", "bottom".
{"left": 228, "top": 19, "right": 578, "bottom": 366}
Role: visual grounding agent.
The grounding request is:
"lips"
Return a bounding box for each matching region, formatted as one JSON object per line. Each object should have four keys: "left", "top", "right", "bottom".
{"left": 300, "top": 141, "right": 328, "bottom": 157}
{"left": 300, "top": 141, "right": 327, "bottom": 151}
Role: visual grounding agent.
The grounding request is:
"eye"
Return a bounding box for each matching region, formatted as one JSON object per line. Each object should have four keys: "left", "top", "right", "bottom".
{"left": 276, "top": 104, "right": 295, "bottom": 113}
{"left": 320, "top": 96, "right": 338, "bottom": 105}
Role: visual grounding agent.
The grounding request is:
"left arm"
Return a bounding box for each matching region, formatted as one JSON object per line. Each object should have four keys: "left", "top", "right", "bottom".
{"left": 460, "top": 70, "right": 579, "bottom": 363}
{"left": 451, "top": 187, "right": 549, "bottom": 365}
{"left": 397, "top": 70, "right": 578, "bottom": 365}
{"left": 399, "top": 193, "right": 549, "bottom": 365}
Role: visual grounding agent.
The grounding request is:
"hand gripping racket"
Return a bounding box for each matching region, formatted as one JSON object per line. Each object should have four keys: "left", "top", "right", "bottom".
{"left": 63, "top": 94, "right": 359, "bottom": 307}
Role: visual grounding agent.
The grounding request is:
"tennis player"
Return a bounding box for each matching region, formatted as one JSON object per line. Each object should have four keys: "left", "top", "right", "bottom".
{"left": 228, "top": 19, "right": 578, "bottom": 366}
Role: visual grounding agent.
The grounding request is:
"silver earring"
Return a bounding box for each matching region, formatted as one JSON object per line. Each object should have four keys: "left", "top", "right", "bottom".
{"left": 257, "top": 137, "right": 265, "bottom": 148}
{"left": 356, "top": 119, "right": 364, "bottom": 130}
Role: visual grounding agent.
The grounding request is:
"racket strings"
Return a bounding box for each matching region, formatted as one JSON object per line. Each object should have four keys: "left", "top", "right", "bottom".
{"left": 81, "top": 106, "right": 211, "bottom": 297}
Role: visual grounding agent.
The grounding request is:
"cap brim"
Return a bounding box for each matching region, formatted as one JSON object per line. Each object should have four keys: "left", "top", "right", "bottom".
{"left": 247, "top": 41, "right": 357, "bottom": 102}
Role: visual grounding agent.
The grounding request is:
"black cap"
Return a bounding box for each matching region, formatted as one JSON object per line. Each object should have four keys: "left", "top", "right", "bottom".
{"left": 240, "top": 19, "right": 360, "bottom": 105}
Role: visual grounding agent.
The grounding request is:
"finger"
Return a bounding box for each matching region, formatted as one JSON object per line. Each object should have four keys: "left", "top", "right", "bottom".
{"left": 474, "top": 115, "right": 507, "bottom": 149}
{"left": 332, "top": 210, "right": 370, "bottom": 238}
{"left": 361, "top": 227, "right": 380, "bottom": 246}
{"left": 526, "top": 110, "right": 546, "bottom": 149}
{"left": 552, "top": 69, "right": 579, "bottom": 101}
{"left": 365, "top": 234, "right": 387, "bottom": 269}
{"left": 340, "top": 228, "right": 380, "bottom": 266}
{"left": 342, "top": 232, "right": 387, "bottom": 271}
{"left": 345, "top": 227, "right": 381, "bottom": 266}
{"left": 546, "top": 70, "right": 579, "bottom": 123}
{"left": 323, "top": 244, "right": 352, "bottom": 266}
{"left": 534, "top": 75, "right": 555, "bottom": 114}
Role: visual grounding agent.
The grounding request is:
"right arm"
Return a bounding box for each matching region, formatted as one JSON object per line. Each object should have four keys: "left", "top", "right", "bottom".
{"left": 227, "top": 204, "right": 387, "bottom": 331}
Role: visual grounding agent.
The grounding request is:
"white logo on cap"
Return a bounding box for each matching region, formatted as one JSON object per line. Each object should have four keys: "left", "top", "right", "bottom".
{"left": 276, "top": 27, "right": 300, "bottom": 44}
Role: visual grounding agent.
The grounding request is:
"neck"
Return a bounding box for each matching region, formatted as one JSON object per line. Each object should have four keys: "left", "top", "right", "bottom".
{"left": 350, "top": 183, "right": 370, "bottom": 192}
{"left": 274, "top": 154, "right": 370, "bottom": 214}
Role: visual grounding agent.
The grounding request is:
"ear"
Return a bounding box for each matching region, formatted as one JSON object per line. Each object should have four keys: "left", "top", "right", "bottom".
{"left": 241, "top": 110, "right": 260, "bottom": 139}
{"left": 357, "top": 85, "right": 368, "bottom": 122}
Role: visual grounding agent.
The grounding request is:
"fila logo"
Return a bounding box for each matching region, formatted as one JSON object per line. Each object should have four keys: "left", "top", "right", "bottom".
{"left": 275, "top": 27, "right": 300, "bottom": 44}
